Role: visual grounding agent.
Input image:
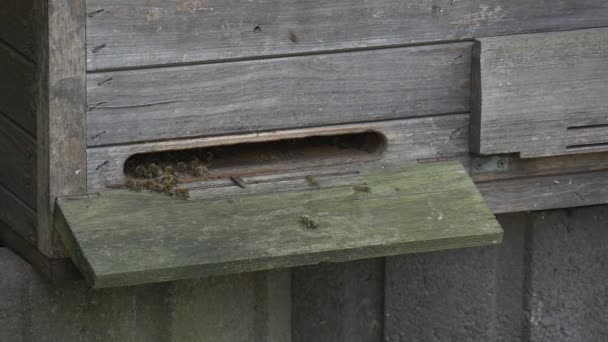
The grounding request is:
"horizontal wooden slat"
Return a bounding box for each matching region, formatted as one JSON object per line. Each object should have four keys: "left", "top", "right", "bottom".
{"left": 87, "top": 43, "right": 471, "bottom": 146}
{"left": 0, "top": 113, "right": 37, "bottom": 209}
{"left": 471, "top": 28, "right": 608, "bottom": 158}
{"left": 478, "top": 171, "right": 608, "bottom": 214}
{"left": 55, "top": 161, "right": 502, "bottom": 288}
{"left": 0, "top": 41, "right": 36, "bottom": 136}
{"left": 85, "top": 0, "right": 608, "bottom": 70}
{"left": 0, "top": 184, "right": 37, "bottom": 244}
{"left": 87, "top": 114, "right": 470, "bottom": 192}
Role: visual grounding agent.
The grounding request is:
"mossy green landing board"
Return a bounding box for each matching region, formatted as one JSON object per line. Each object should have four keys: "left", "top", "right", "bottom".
{"left": 54, "top": 161, "right": 502, "bottom": 288}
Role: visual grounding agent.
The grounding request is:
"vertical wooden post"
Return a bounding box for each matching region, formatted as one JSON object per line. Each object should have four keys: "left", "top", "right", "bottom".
{"left": 36, "top": 0, "right": 87, "bottom": 257}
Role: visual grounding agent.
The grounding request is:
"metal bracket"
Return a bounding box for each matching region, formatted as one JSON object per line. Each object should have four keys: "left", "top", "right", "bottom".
{"left": 470, "top": 155, "right": 511, "bottom": 174}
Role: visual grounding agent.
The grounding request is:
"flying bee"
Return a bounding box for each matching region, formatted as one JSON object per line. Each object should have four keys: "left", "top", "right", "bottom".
{"left": 305, "top": 175, "right": 320, "bottom": 189}
{"left": 175, "top": 187, "right": 190, "bottom": 199}
{"left": 192, "top": 165, "right": 208, "bottom": 179}
{"left": 352, "top": 184, "right": 370, "bottom": 193}
{"left": 300, "top": 214, "right": 320, "bottom": 229}
{"left": 176, "top": 162, "right": 188, "bottom": 172}
{"left": 148, "top": 163, "right": 163, "bottom": 177}
{"left": 126, "top": 179, "right": 142, "bottom": 191}
{"left": 134, "top": 165, "right": 147, "bottom": 178}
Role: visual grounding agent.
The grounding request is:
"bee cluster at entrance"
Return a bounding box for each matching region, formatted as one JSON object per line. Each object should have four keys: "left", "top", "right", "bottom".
{"left": 124, "top": 152, "right": 214, "bottom": 200}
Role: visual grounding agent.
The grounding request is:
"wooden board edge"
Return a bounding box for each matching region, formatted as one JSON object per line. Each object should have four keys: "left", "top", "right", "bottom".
{"left": 53, "top": 198, "right": 94, "bottom": 286}
{"left": 36, "top": 0, "right": 87, "bottom": 257}
{"left": 93, "top": 231, "right": 502, "bottom": 288}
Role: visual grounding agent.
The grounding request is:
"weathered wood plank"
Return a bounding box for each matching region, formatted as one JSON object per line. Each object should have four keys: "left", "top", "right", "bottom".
{"left": 85, "top": 0, "right": 608, "bottom": 70}
{"left": 55, "top": 161, "right": 502, "bottom": 288}
{"left": 0, "top": 184, "right": 37, "bottom": 244}
{"left": 87, "top": 114, "right": 470, "bottom": 192}
{"left": 36, "top": 0, "right": 88, "bottom": 256}
{"left": 477, "top": 171, "right": 608, "bottom": 214}
{"left": 0, "top": 41, "right": 37, "bottom": 136}
{"left": 0, "top": 113, "right": 37, "bottom": 209}
{"left": 471, "top": 28, "right": 608, "bottom": 158}
{"left": 86, "top": 43, "right": 471, "bottom": 146}
{"left": 0, "top": 0, "right": 37, "bottom": 60}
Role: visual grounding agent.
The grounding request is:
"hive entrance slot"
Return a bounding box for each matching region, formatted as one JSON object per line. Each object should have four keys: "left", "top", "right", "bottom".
{"left": 124, "top": 131, "right": 387, "bottom": 181}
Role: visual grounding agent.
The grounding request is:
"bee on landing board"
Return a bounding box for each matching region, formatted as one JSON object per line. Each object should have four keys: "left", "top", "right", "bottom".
{"left": 175, "top": 187, "right": 190, "bottom": 199}
{"left": 126, "top": 179, "right": 142, "bottom": 191}
{"left": 192, "top": 165, "right": 208, "bottom": 179}
{"left": 300, "top": 214, "right": 320, "bottom": 229}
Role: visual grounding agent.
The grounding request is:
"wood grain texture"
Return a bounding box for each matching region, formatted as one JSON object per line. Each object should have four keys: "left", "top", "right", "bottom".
{"left": 84, "top": 0, "right": 608, "bottom": 70}
{"left": 0, "top": 184, "right": 37, "bottom": 244}
{"left": 0, "top": 113, "right": 37, "bottom": 209}
{"left": 471, "top": 28, "right": 608, "bottom": 158}
{"left": 87, "top": 43, "right": 471, "bottom": 146}
{"left": 86, "top": 114, "right": 470, "bottom": 192}
{"left": 36, "top": 0, "right": 88, "bottom": 257}
{"left": 478, "top": 171, "right": 608, "bottom": 214}
{"left": 55, "top": 161, "right": 502, "bottom": 288}
{"left": 0, "top": 42, "right": 37, "bottom": 136}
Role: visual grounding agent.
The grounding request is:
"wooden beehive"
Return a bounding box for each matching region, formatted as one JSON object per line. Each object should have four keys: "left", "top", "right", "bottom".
{"left": 1, "top": 0, "right": 607, "bottom": 287}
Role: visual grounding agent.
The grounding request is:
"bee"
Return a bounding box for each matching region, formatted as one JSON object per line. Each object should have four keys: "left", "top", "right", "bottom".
{"left": 148, "top": 163, "right": 163, "bottom": 177}
{"left": 300, "top": 214, "right": 320, "bottom": 229}
{"left": 176, "top": 162, "right": 188, "bottom": 172}
{"left": 126, "top": 179, "right": 142, "bottom": 191}
{"left": 352, "top": 184, "right": 370, "bottom": 193}
{"left": 192, "top": 165, "right": 208, "bottom": 179}
{"left": 189, "top": 157, "right": 201, "bottom": 170}
{"left": 305, "top": 175, "right": 320, "bottom": 189}
{"left": 175, "top": 187, "right": 190, "bottom": 199}
{"left": 161, "top": 174, "right": 178, "bottom": 186}
{"left": 145, "top": 180, "right": 162, "bottom": 192}
{"left": 164, "top": 165, "right": 175, "bottom": 175}
{"left": 134, "top": 165, "right": 147, "bottom": 178}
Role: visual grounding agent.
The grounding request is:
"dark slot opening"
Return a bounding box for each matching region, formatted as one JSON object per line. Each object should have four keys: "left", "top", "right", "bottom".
{"left": 124, "top": 131, "right": 387, "bottom": 181}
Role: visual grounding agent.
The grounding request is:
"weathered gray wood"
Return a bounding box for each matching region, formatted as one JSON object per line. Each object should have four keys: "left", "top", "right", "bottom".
{"left": 0, "top": 0, "right": 37, "bottom": 60}
{"left": 36, "top": 0, "right": 88, "bottom": 257}
{"left": 86, "top": 43, "right": 471, "bottom": 146}
{"left": 471, "top": 28, "right": 608, "bottom": 158}
{"left": 55, "top": 161, "right": 502, "bottom": 288}
{"left": 0, "top": 41, "right": 37, "bottom": 136}
{"left": 85, "top": 0, "right": 608, "bottom": 70}
{"left": 0, "top": 184, "right": 37, "bottom": 244}
{"left": 87, "top": 114, "right": 470, "bottom": 192}
{"left": 477, "top": 171, "right": 608, "bottom": 214}
{"left": 0, "top": 113, "right": 37, "bottom": 210}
